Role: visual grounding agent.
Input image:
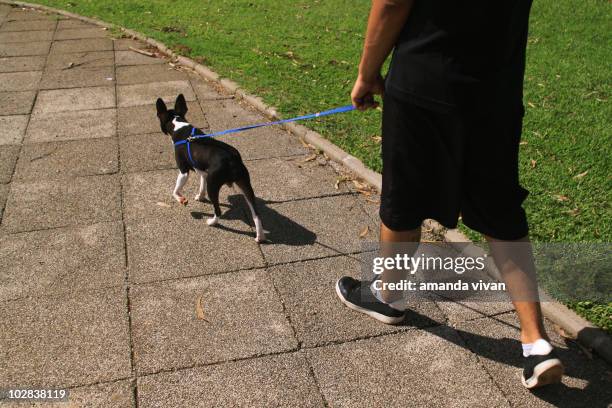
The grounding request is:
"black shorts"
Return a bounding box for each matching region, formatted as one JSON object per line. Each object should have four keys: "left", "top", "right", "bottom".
{"left": 379, "top": 92, "right": 529, "bottom": 240}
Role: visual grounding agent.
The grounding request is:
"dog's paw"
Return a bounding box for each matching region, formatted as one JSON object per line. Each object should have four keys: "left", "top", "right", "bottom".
{"left": 174, "top": 195, "right": 188, "bottom": 205}
{"left": 255, "top": 234, "right": 266, "bottom": 243}
{"left": 194, "top": 194, "right": 206, "bottom": 202}
{"left": 206, "top": 216, "right": 218, "bottom": 226}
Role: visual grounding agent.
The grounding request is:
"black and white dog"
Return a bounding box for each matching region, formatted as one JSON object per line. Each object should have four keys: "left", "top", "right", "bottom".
{"left": 156, "top": 94, "right": 265, "bottom": 242}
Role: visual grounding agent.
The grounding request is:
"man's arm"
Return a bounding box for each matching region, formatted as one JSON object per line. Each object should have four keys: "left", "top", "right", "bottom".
{"left": 352, "top": 0, "right": 414, "bottom": 110}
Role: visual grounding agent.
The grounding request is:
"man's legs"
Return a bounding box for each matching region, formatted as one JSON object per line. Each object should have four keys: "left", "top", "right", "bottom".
{"left": 485, "top": 234, "right": 564, "bottom": 388}
{"left": 485, "top": 235, "right": 547, "bottom": 344}
{"left": 376, "top": 223, "right": 420, "bottom": 303}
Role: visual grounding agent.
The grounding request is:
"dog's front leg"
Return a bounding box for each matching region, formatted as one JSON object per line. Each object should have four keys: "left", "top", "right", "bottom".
{"left": 173, "top": 171, "right": 189, "bottom": 205}
{"left": 194, "top": 169, "right": 207, "bottom": 202}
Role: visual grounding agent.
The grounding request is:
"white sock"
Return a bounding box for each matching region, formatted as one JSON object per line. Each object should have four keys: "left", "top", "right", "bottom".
{"left": 370, "top": 281, "right": 406, "bottom": 311}
{"left": 523, "top": 338, "right": 552, "bottom": 357}
{"left": 522, "top": 343, "right": 533, "bottom": 357}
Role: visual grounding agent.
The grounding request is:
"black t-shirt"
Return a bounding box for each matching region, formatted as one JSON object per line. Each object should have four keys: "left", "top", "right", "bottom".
{"left": 385, "top": 0, "right": 533, "bottom": 113}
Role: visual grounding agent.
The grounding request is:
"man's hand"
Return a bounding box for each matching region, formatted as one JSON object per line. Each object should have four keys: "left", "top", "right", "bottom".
{"left": 351, "top": 74, "right": 385, "bottom": 111}
{"left": 351, "top": 0, "right": 413, "bottom": 111}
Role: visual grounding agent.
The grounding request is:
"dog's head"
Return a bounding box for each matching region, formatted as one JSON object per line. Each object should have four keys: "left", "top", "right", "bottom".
{"left": 156, "top": 94, "right": 189, "bottom": 135}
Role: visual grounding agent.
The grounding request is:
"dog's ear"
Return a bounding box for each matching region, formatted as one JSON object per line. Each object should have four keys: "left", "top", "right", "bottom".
{"left": 175, "top": 94, "right": 188, "bottom": 116}
{"left": 156, "top": 98, "right": 167, "bottom": 117}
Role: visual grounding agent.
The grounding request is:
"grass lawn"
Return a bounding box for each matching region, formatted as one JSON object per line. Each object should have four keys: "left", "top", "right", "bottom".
{"left": 35, "top": 0, "right": 610, "bottom": 328}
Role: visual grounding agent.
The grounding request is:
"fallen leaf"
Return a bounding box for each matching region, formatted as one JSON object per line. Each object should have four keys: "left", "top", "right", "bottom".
{"left": 301, "top": 154, "right": 317, "bottom": 163}
{"left": 573, "top": 170, "right": 589, "bottom": 179}
{"left": 371, "top": 135, "right": 382, "bottom": 144}
{"left": 553, "top": 324, "right": 571, "bottom": 339}
{"left": 195, "top": 297, "right": 205, "bottom": 320}
{"left": 156, "top": 202, "right": 170, "bottom": 208}
{"left": 365, "top": 197, "right": 379, "bottom": 204}
{"left": 352, "top": 180, "right": 369, "bottom": 190}
{"left": 129, "top": 46, "right": 155, "bottom": 57}
{"left": 519, "top": 141, "right": 528, "bottom": 145}
{"left": 530, "top": 159, "right": 537, "bottom": 168}
{"left": 357, "top": 189, "right": 372, "bottom": 196}
{"left": 553, "top": 194, "right": 569, "bottom": 202}
{"left": 528, "top": 102, "right": 536, "bottom": 108}
{"left": 298, "top": 138, "right": 315, "bottom": 149}
{"left": 566, "top": 207, "right": 580, "bottom": 217}
{"left": 359, "top": 226, "right": 369, "bottom": 238}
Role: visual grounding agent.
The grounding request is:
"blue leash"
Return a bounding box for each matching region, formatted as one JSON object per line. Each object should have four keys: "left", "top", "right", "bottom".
{"left": 174, "top": 104, "right": 356, "bottom": 166}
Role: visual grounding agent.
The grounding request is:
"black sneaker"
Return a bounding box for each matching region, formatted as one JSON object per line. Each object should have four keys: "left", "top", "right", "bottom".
{"left": 335, "top": 276, "right": 406, "bottom": 324}
{"left": 521, "top": 340, "right": 564, "bottom": 389}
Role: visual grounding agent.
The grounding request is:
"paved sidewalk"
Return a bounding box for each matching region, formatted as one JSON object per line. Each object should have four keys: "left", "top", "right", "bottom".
{"left": 0, "top": 5, "right": 610, "bottom": 408}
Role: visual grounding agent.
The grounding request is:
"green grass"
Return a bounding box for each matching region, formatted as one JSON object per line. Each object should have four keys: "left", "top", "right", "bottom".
{"left": 34, "top": 0, "right": 610, "bottom": 328}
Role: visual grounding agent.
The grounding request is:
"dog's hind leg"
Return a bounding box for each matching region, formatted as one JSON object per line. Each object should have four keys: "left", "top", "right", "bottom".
{"left": 194, "top": 169, "right": 207, "bottom": 202}
{"left": 235, "top": 178, "right": 265, "bottom": 243}
{"left": 205, "top": 174, "right": 223, "bottom": 226}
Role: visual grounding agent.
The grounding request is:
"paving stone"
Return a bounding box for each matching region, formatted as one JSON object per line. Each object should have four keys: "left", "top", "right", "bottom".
{"left": 0, "top": 70, "right": 41, "bottom": 91}
{"left": 54, "top": 27, "right": 108, "bottom": 40}
{"left": 0, "top": 55, "right": 46, "bottom": 72}
{"left": 125, "top": 203, "right": 263, "bottom": 283}
{"left": 246, "top": 156, "right": 349, "bottom": 202}
{"left": 0, "top": 91, "right": 36, "bottom": 115}
{"left": 14, "top": 138, "right": 118, "bottom": 181}
{"left": 0, "top": 287, "right": 132, "bottom": 388}
{"left": 113, "top": 38, "right": 149, "bottom": 51}
{"left": 456, "top": 312, "right": 612, "bottom": 407}
{"left": 259, "top": 194, "right": 378, "bottom": 265}
{"left": 0, "top": 29, "right": 53, "bottom": 43}
{"left": 45, "top": 50, "right": 114, "bottom": 70}
{"left": 0, "top": 114, "right": 28, "bottom": 145}
{"left": 6, "top": 9, "right": 56, "bottom": 21}
{"left": 39, "top": 66, "right": 114, "bottom": 89}
{"left": 119, "top": 133, "right": 176, "bottom": 173}
{"left": 117, "top": 80, "right": 196, "bottom": 107}
{"left": 138, "top": 353, "right": 323, "bottom": 408}
{"left": 308, "top": 327, "right": 509, "bottom": 408}
{"left": 50, "top": 38, "right": 113, "bottom": 54}
{"left": 435, "top": 299, "right": 515, "bottom": 325}
{"left": 56, "top": 19, "right": 96, "bottom": 30}
{"left": 116, "top": 63, "right": 188, "bottom": 85}
{"left": 130, "top": 269, "right": 297, "bottom": 374}
{"left": 0, "top": 19, "right": 56, "bottom": 32}
{"left": 2, "top": 175, "right": 121, "bottom": 233}
{"left": 270, "top": 256, "right": 445, "bottom": 347}
{"left": 26, "top": 108, "right": 116, "bottom": 143}
{"left": 0, "top": 41, "right": 50, "bottom": 57}
{"left": 201, "top": 98, "right": 308, "bottom": 160}
{"left": 34, "top": 86, "right": 115, "bottom": 114}
{"left": 122, "top": 169, "right": 242, "bottom": 222}
{"left": 191, "top": 77, "right": 229, "bottom": 101}
{"left": 115, "top": 50, "right": 166, "bottom": 66}
{"left": 123, "top": 210, "right": 264, "bottom": 282}
{"left": 0, "top": 222, "right": 125, "bottom": 301}
{"left": 0, "top": 145, "right": 19, "bottom": 183}
{"left": 117, "top": 100, "right": 207, "bottom": 136}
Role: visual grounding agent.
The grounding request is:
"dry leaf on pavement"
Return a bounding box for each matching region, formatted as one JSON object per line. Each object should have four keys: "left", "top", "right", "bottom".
{"left": 196, "top": 297, "right": 206, "bottom": 320}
